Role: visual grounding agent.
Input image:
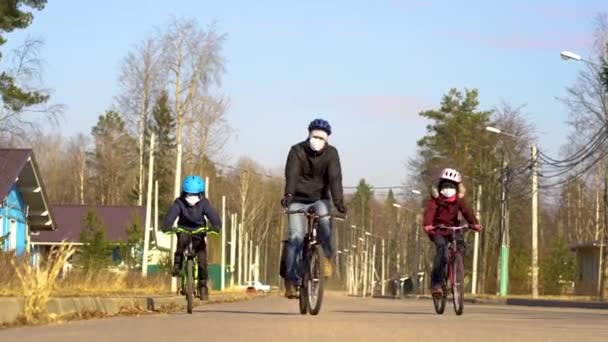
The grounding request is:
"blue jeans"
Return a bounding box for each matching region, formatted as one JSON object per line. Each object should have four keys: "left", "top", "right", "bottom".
{"left": 285, "top": 200, "right": 333, "bottom": 284}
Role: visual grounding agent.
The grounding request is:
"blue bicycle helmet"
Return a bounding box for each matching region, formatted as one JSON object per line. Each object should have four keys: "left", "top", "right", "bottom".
{"left": 182, "top": 175, "right": 205, "bottom": 194}
{"left": 308, "top": 118, "right": 332, "bottom": 135}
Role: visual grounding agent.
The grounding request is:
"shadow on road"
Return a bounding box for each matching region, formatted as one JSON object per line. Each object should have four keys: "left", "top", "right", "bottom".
{"left": 334, "top": 310, "right": 434, "bottom": 315}
{"left": 196, "top": 309, "right": 298, "bottom": 316}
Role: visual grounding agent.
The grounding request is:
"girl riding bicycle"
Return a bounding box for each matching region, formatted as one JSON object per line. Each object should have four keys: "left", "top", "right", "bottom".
{"left": 422, "top": 168, "right": 482, "bottom": 296}
{"left": 161, "top": 175, "right": 221, "bottom": 300}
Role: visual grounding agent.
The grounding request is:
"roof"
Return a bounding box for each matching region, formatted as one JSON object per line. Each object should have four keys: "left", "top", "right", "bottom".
{"left": 31, "top": 205, "right": 146, "bottom": 243}
{"left": 0, "top": 148, "right": 55, "bottom": 231}
{"left": 570, "top": 238, "right": 608, "bottom": 251}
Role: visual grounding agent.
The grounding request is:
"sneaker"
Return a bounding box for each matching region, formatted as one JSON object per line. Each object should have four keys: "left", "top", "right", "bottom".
{"left": 284, "top": 281, "right": 297, "bottom": 299}
{"left": 199, "top": 285, "right": 209, "bottom": 301}
{"left": 431, "top": 284, "right": 443, "bottom": 296}
{"left": 323, "top": 257, "right": 333, "bottom": 278}
{"left": 172, "top": 264, "right": 181, "bottom": 277}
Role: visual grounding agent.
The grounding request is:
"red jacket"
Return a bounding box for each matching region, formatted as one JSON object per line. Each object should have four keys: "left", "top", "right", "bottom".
{"left": 423, "top": 195, "right": 479, "bottom": 230}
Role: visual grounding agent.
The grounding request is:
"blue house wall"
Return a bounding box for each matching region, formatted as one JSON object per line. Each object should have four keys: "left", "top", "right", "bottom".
{"left": 1, "top": 184, "right": 27, "bottom": 254}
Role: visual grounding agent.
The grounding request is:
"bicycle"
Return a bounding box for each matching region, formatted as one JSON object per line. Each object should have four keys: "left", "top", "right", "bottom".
{"left": 165, "top": 226, "right": 218, "bottom": 314}
{"left": 284, "top": 207, "right": 344, "bottom": 316}
{"left": 431, "top": 224, "right": 469, "bottom": 316}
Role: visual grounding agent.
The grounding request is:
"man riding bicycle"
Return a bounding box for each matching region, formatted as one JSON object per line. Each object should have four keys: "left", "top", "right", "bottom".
{"left": 280, "top": 118, "right": 347, "bottom": 298}
{"left": 422, "top": 168, "right": 481, "bottom": 296}
{"left": 161, "top": 175, "right": 221, "bottom": 300}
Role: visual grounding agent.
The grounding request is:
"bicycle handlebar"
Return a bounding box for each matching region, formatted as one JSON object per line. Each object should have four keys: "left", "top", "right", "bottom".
{"left": 433, "top": 225, "right": 470, "bottom": 231}
{"left": 285, "top": 209, "right": 346, "bottom": 221}
{"left": 163, "top": 226, "right": 219, "bottom": 236}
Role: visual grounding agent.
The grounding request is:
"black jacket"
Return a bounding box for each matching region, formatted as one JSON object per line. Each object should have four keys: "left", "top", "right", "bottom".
{"left": 161, "top": 197, "right": 222, "bottom": 232}
{"left": 284, "top": 140, "right": 344, "bottom": 206}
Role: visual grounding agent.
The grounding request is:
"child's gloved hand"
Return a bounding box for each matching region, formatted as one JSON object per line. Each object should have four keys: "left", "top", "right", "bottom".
{"left": 424, "top": 225, "right": 434, "bottom": 233}
{"left": 471, "top": 224, "right": 483, "bottom": 232}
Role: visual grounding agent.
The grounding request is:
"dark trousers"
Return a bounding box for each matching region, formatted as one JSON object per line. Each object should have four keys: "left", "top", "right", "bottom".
{"left": 174, "top": 233, "right": 208, "bottom": 284}
{"left": 431, "top": 234, "right": 465, "bottom": 287}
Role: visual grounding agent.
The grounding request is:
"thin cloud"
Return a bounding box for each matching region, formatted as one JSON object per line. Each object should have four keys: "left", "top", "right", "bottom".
{"left": 536, "top": 4, "right": 600, "bottom": 21}
{"left": 325, "top": 95, "right": 429, "bottom": 120}
{"left": 447, "top": 31, "right": 592, "bottom": 52}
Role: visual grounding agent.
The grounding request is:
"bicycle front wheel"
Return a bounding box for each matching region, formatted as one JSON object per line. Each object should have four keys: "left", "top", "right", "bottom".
{"left": 186, "top": 259, "right": 194, "bottom": 314}
{"left": 307, "top": 246, "right": 324, "bottom": 315}
{"left": 452, "top": 252, "right": 465, "bottom": 315}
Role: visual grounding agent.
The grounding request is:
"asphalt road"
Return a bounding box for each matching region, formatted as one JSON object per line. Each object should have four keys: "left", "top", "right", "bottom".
{"left": 2, "top": 292, "right": 608, "bottom": 342}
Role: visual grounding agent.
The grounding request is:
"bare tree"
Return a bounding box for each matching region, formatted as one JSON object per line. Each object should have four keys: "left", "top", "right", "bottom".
{"left": 0, "top": 38, "right": 62, "bottom": 141}
{"left": 161, "top": 17, "right": 227, "bottom": 193}
{"left": 115, "top": 38, "right": 164, "bottom": 205}
{"left": 66, "top": 134, "right": 91, "bottom": 204}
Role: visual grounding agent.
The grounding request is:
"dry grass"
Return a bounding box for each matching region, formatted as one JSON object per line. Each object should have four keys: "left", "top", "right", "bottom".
{"left": 54, "top": 271, "right": 172, "bottom": 297}
{"left": 0, "top": 250, "right": 19, "bottom": 296}
{"left": 12, "top": 244, "right": 75, "bottom": 324}
{"left": 0, "top": 250, "right": 173, "bottom": 299}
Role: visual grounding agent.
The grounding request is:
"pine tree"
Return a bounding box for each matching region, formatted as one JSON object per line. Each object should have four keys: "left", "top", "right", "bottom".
{"left": 150, "top": 91, "right": 176, "bottom": 213}
{"left": 79, "top": 208, "right": 112, "bottom": 270}
{"left": 0, "top": 1, "right": 48, "bottom": 112}
{"left": 120, "top": 212, "right": 143, "bottom": 269}
{"left": 90, "top": 110, "right": 137, "bottom": 205}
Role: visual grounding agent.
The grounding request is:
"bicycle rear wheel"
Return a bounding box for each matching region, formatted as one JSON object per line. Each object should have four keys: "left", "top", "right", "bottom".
{"left": 186, "top": 259, "right": 194, "bottom": 314}
{"left": 307, "top": 246, "right": 324, "bottom": 315}
{"left": 452, "top": 252, "right": 465, "bottom": 315}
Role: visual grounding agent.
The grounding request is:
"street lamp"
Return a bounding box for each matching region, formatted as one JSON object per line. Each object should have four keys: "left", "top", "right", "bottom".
{"left": 411, "top": 189, "right": 422, "bottom": 195}
{"left": 560, "top": 50, "right": 608, "bottom": 69}
{"left": 486, "top": 126, "right": 539, "bottom": 298}
{"left": 486, "top": 126, "right": 519, "bottom": 138}
{"left": 561, "top": 49, "right": 608, "bottom": 299}
{"left": 560, "top": 50, "right": 581, "bottom": 61}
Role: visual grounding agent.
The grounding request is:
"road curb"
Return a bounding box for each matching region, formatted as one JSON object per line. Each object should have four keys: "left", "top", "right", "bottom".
{"left": 0, "top": 292, "right": 261, "bottom": 325}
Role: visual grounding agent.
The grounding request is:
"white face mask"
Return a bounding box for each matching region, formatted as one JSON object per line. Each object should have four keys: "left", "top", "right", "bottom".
{"left": 309, "top": 130, "right": 328, "bottom": 151}
{"left": 440, "top": 188, "right": 457, "bottom": 198}
{"left": 309, "top": 137, "right": 326, "bottom": 151}
{"left": 185, "top": 195, "right": 200, "bottom": 206}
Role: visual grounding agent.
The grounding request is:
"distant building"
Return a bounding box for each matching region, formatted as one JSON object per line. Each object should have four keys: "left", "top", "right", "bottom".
{"left": 30, "top": 205, "right": 146, "bottom": 267}
{"left": 570, "top": 238, "right": 608, "bottom": 297}
{"left": 0, "top": 149, "right": 55, "bottom": 254}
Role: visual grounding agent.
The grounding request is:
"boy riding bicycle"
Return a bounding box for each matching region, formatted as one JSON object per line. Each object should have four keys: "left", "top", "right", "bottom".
{"left": 161, "top": 175, "right": 221, "bottom": 300}
{"left": 422, "top": 168, "right": 482, "bottom": 296}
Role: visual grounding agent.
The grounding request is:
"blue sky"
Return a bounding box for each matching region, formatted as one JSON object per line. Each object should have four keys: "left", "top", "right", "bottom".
{"left": 3, "top": 0, "right": 606, "bottom": 190}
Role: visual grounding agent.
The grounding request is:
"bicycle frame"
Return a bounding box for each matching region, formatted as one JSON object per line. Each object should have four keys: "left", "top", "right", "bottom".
{"left": 173, "top": 227, "right": 207, "bottom": 293}
{"left": 434, "top": 225, "right": 468, "bottom": 287}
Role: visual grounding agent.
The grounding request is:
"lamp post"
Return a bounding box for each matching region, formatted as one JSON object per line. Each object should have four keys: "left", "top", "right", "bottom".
{"left": 560, "top": 50, "right": 608, "bottom": 299}
{"left": 486, "top": 126, "right": 538, "bottom": 297}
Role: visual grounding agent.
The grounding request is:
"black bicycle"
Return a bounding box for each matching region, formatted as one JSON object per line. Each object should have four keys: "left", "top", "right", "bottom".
{"left": 431, "top": 225, "right": 469, "bottom": 316}
{"left": 283, "top": 208, "right": 344, "bottom": 316}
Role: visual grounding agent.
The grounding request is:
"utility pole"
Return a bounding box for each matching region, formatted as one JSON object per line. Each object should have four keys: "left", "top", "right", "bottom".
{"left": 599, "top": 168, "right": 608, "bottom": 299}
{"left": 154, "top": 180, "right": 158, "bottom": 238}
{"left": 531, "top": 144, "right": 539, "bottom": 298}
{"left": 472, "top": 184, "right": 482, "bottom": 294}
{"left": 237, "top": 223, "right": 244, "bottom": 286}
{"left": 171, "top": 143, "right": 182, "bottom": 292}
{"left": 221, "top": 195, "right": 226, "bottom": 291}
{"left": 142, "top": 132, "right": 155, "bottom": 277}
{"left": 499, "top": 152, "right": 510, "bottom": 297}
{"left": 230, "top": 213, "right": 236, "bottom": 288}
{"left": 381, "top": 238, "right": 386, "bottom": 296}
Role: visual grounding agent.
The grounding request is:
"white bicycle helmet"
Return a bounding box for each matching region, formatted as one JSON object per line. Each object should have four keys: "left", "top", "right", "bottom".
{"left": 439, "top": 168, "right": 462, "bottom": 184}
